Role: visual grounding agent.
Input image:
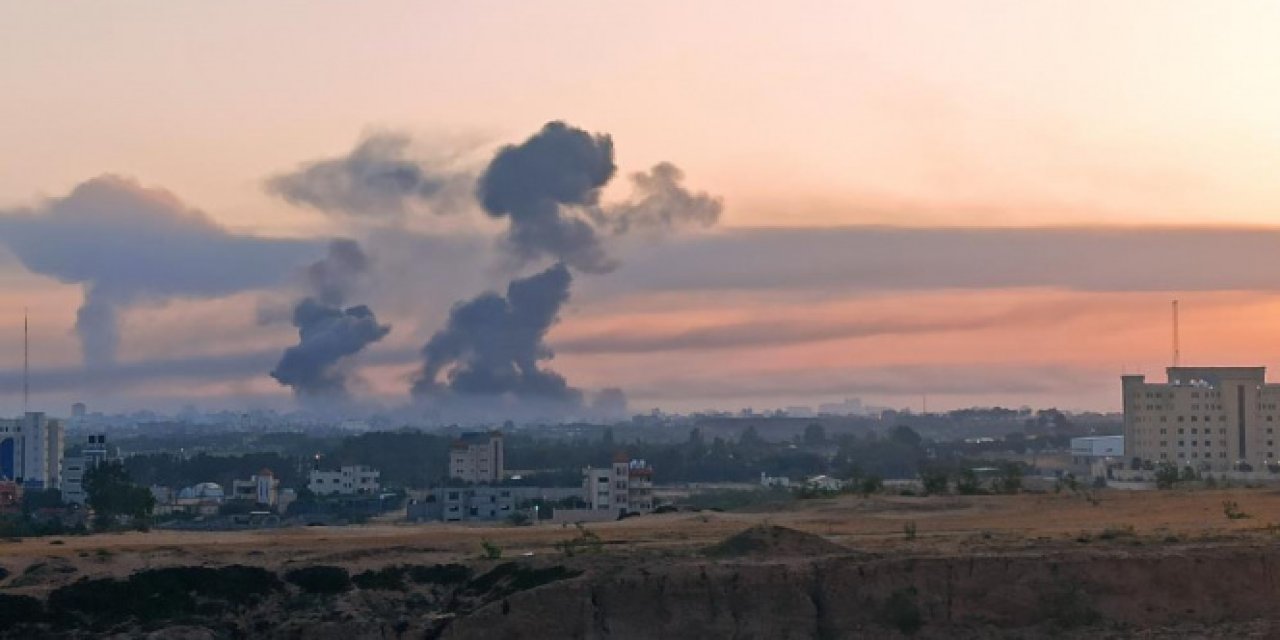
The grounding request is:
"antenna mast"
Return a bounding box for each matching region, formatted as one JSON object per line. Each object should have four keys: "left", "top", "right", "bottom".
{"left": 1172, "top": 299, "right": 1180, "bottom": 368}
{"left": 23, "top": 308, "right": 29, "bottom": 414}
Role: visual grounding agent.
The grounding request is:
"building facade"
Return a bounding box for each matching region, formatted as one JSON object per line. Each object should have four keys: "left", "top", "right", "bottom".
{"left": 449, "top": 431, "right": 504, "bottom": 484}
{"left": 308, "top": 465, "right": 380, "bottom": 496}
{"left": 584, "top": 455, "right": 654, "bottom": 515}
{"left": 61, "top": 433, "right": 111, "bottom": 505}
{"left": 231, "top": 469, "right": 280, "bottom": 507}
{"left": 0, "top": 412, "right": 65, "bottom": 489}
{"left": 1123, "top": 367, "right": 1280, "bottom": 471}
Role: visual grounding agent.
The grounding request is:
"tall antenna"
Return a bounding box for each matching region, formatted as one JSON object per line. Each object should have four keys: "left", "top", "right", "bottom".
{"left": 1172, "top": 299, "right": 1180, "bottom": 368}
{"left": 23, "top": 308, "right": 29, "bottom": 414}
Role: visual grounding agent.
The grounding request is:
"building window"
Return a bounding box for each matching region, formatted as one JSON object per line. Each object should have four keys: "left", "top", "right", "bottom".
{"left": 1178, "top": 417, "right": 1185, "bottom": 423}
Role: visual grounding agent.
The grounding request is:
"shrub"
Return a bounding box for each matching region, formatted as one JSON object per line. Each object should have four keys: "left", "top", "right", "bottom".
{"left": 48, "top": 565, "right": 281, "bottom": 625}
{"left": 920, "top": 469, "right": 949, "bottom": 496}
{"left": 407, "top": 563, "right": 472, "bottom": 586}
{"left": 480, "top": 539, "right": 503, "bottom": 560}
{"left": 352, "top": 566, "right": 407, "bottom": 591}
{"left": 1223, "top": 500, "right": 1251, "bottom": 520}
{"left": 285, "top": 565, "right": 351, "bottom": 595}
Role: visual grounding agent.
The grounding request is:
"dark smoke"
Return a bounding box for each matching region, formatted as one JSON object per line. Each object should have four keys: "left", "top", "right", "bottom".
{"left": 306, "top": 239, "right": 369, "bottom": 306}
{"left": 271, "top": 240, "right": 390, "bottom": 399}
{"left": 589, "top": 162, "right": 723, "bottom": 234}
{"left": 412, "top": 263, "right": 580, "bottom": 404}
{"left": 477, "top": 121, "right": 617, "bottom": 273}
{"left": 266, "top": 132, "right": 468, "bottom": 217}
{"left": 270, "top": 300, "right": 391, "bottom": 399}
{"left": 0, "top": 175, "right": 318, "bottom": 368}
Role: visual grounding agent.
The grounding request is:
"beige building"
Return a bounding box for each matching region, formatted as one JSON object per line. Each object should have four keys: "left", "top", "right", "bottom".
{"left": 449, "top": 431, "right": 504, "bottom": 484}
{"left": 308, "top": 465, "right": 380, "bottom": 496}
{"left": 584, "top": 454, "right": 654, "bottom": 515}
{"left": 1124, "top": 367, "right": 1280, "bottom": 471}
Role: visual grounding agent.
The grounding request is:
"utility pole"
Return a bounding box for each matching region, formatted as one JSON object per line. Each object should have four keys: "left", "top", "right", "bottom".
{"left": 23, "top": 308, "right": 29, "bottom": 414}
{"left": 1172, "top": 300, "right": 1180, "bottom": 368}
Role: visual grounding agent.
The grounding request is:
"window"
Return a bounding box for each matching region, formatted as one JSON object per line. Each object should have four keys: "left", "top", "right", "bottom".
{"left": 1178, "top": 428, "right": 1185, "bottom": 434}
{"left": 1160, "top": 428, "right": 1167, "bottom": 434}
{"left": 1178, "top": 440, "right": 1185, "bottom": 446}
{"left": 1178, "top": 417, "right": 1185, "bottom": 423}
{"left": 1191, "top": 428, "right": 1198, "bottom": 434}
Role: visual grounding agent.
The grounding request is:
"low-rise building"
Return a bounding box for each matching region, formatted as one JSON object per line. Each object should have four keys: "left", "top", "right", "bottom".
{"left": 407, "top": 486, "right": 583, "bottom": 522}
{"left": 308, "top": 465, "right": 380, "bottom": 496}
{"left": 231, "top": 469, "right": 280, "bottom": 507}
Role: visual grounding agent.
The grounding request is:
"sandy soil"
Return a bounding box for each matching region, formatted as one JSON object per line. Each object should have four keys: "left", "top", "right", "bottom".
{"left": 4, "top": 487, "right": 1280, "bottom": 590}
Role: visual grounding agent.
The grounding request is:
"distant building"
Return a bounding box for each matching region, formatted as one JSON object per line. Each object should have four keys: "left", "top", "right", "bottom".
{"left": 0, "top": 412, "right": 65, "bottom": 489}
{"left": 818, "top": 397, "right": 865, "bottom": 416}
{"left": 231, "top": 468, "right": 280, "bottom": 507}
{"left": 449, "top": 431, "right": 504, "bottom": 484}
{"left": 1124, "top": 367, "right": 1280, "bottom": 471}
{"left": 408, "top": 486, "right": 584, "bottom": 522}
{"left": 71, "top": 403, "right": 87, "bottom": 418}
{"left": 308, "top": 465, "right": 380, "bottom": 496}
{"left": 61, "top": 434, "right": 111, "bottom": 505}
{"left": 1070, "top": 436, "right": 1124, "bottom": 463}
{"left": 584, "top": 454, "right": 654, "bottom": 515}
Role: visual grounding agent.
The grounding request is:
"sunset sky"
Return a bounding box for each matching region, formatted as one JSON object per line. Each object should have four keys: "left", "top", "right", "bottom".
{"left": 4, "top": 1, "right": 1280, "bottom": 416}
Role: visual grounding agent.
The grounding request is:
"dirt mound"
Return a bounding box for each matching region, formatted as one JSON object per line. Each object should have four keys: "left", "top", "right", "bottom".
{"left": 704, "top": 525, "right": 849, "bottom": 558}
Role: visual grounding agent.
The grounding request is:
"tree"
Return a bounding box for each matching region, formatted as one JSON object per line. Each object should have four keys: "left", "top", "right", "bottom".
{"left": 858, "top": 475, "right": 884, "bottom": 497}
{"left": 84, "top": 461, "right": 155, "bottom": 528}
{"left": 919, "top": 468, "right": 949, "bottom": 496}
{"left": 956, "top": 469, "right": 983, "bottom": 495}
{"left": 889, "top": 425, "right": 923, "bottom": 449}
{"left": 803, "top": 423, "right": 827, "bottom": 446}
{"left": 995, "top": 463, "right": 1023, "bottom": 494}
{"left": 1154, "top": 463, "right": 1179, "bottom": 490}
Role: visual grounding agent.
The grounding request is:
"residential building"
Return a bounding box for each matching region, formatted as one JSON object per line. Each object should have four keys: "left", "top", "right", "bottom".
{"left": 61, "top": 434, "right": 111, "bottom": 505}
{"left": 1123, "top": 366, "right": 1280, "bottom": 471}
{"left": 449, "top": 431, "right": 504, "bottom": 484}
{"left": 584, "top": 454, "right": 654, "bottom": 515}
{"left": 308, "top": 465, "right": 380, "bottom": 496}
{"left": 231, "top": 468, "right": 280, "bottom": 507}
{"left": 407, "top": 486, "right": 583, "bottom": 522}
{"left": 0, "top": 412, "right": 65, "bottom": 489}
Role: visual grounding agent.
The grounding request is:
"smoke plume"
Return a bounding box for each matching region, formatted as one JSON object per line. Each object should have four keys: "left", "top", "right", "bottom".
{"left": 589, "top": 162, "right": 723, "bottom": 234}
{"left": 271, "top": 240, "right": 390, "bottom": 399}
{"left": 477, "top": 121, "right": 617, "bottom": 273}
{"left": 266, "top": 132, "right": 469, "bottom": 218}
{"left": 412, "top": 262, "right": 578, "bottom": 403}
{"left": 0, "top": 175, "right": 317, "bottom": 368}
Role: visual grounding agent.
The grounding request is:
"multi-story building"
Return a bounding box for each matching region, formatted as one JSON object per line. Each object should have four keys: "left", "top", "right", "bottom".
{"left": 449, "top": 431, "right": 504, "bottom": 484}
{"left": 1123, "top": 366, "right": 1280, "bottom": 471}
{"left": 308, "top": 465, "right": 380, "bottom": 496}
{"left": 231, "top": 468, "right": 281, "bottom": 507}
{"left": 61, "top": 433, "right": 111, "bottom": 505}
{"left": 0, "top": 412, "right": 65, "bottom": 489}
{"left": 584, "top": 454, "right": 654, "bottom": 515}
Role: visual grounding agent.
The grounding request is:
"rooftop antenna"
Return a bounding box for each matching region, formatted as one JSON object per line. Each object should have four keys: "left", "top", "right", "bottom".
{"left": 23, "top": 307, "right": 29, "bottom": 414}
{"left": 1172, "top": 299, "right": 1180, "bottom": 368}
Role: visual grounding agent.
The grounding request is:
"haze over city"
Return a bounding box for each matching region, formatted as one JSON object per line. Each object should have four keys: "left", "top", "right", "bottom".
{"left": 5, "top": 1, "right": 1280, "bottom": 417}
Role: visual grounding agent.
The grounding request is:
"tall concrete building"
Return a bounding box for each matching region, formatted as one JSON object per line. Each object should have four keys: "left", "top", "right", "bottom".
{"left": 1123, "top": 367, "right": 1280, "bottom": 471}
{"left": 0, "top": 412, "right": 65, "bottom": 489}
{"left": 61, "top": 433, "right": 111, "bottom": 505}
{"left": 449, "top": 431, "right": 504, "bottom": 484}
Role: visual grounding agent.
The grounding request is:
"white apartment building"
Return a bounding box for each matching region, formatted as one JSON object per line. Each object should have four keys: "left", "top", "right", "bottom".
{"left": 308, "top": 465, "right": 380, "bottom": 496}
{"left": 449, "top": 431, "right": 504, "bottom": 484}
{"left": 0, "top": 412, "right": 65, "bottom": 489}
{"left": 1124, "top": 367, "right": 1280, "bottom": 471}
{"left": 584, "top": 455, "right": 654, "bottom": 515}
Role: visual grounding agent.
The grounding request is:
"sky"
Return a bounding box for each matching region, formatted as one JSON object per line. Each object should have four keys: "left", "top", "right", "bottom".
{"left": 3, "top": 1, "right": 1280, "bottom": 417}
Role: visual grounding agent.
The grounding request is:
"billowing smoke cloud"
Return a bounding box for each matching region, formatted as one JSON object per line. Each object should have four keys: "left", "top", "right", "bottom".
{"left": 477, "top": 122, "right": 617, "bottom": 273}
{"left": 412, "top": 263, "right": 580, "bottom": 404}
{"left": 265, "top": 132, "right": 470, "bottom": 218}
{"left": 271, "top": 240, "right": 390, "bottom": 399}
{"left": 409, "top": 121, "right": 722, "bottom": 418}
{"left": 589, "top": 162, "right": 723, "bottom": 235}
{"left": 306, "top": 238, "right": 369, "bottom": 306}
{"left": 0, "top": 175, "right": 318, "bottom": 368}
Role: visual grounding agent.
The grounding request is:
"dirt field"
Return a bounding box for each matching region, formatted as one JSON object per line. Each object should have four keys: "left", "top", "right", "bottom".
{"left": 6, "top": 486, "right": 1280, "bottom": 581}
